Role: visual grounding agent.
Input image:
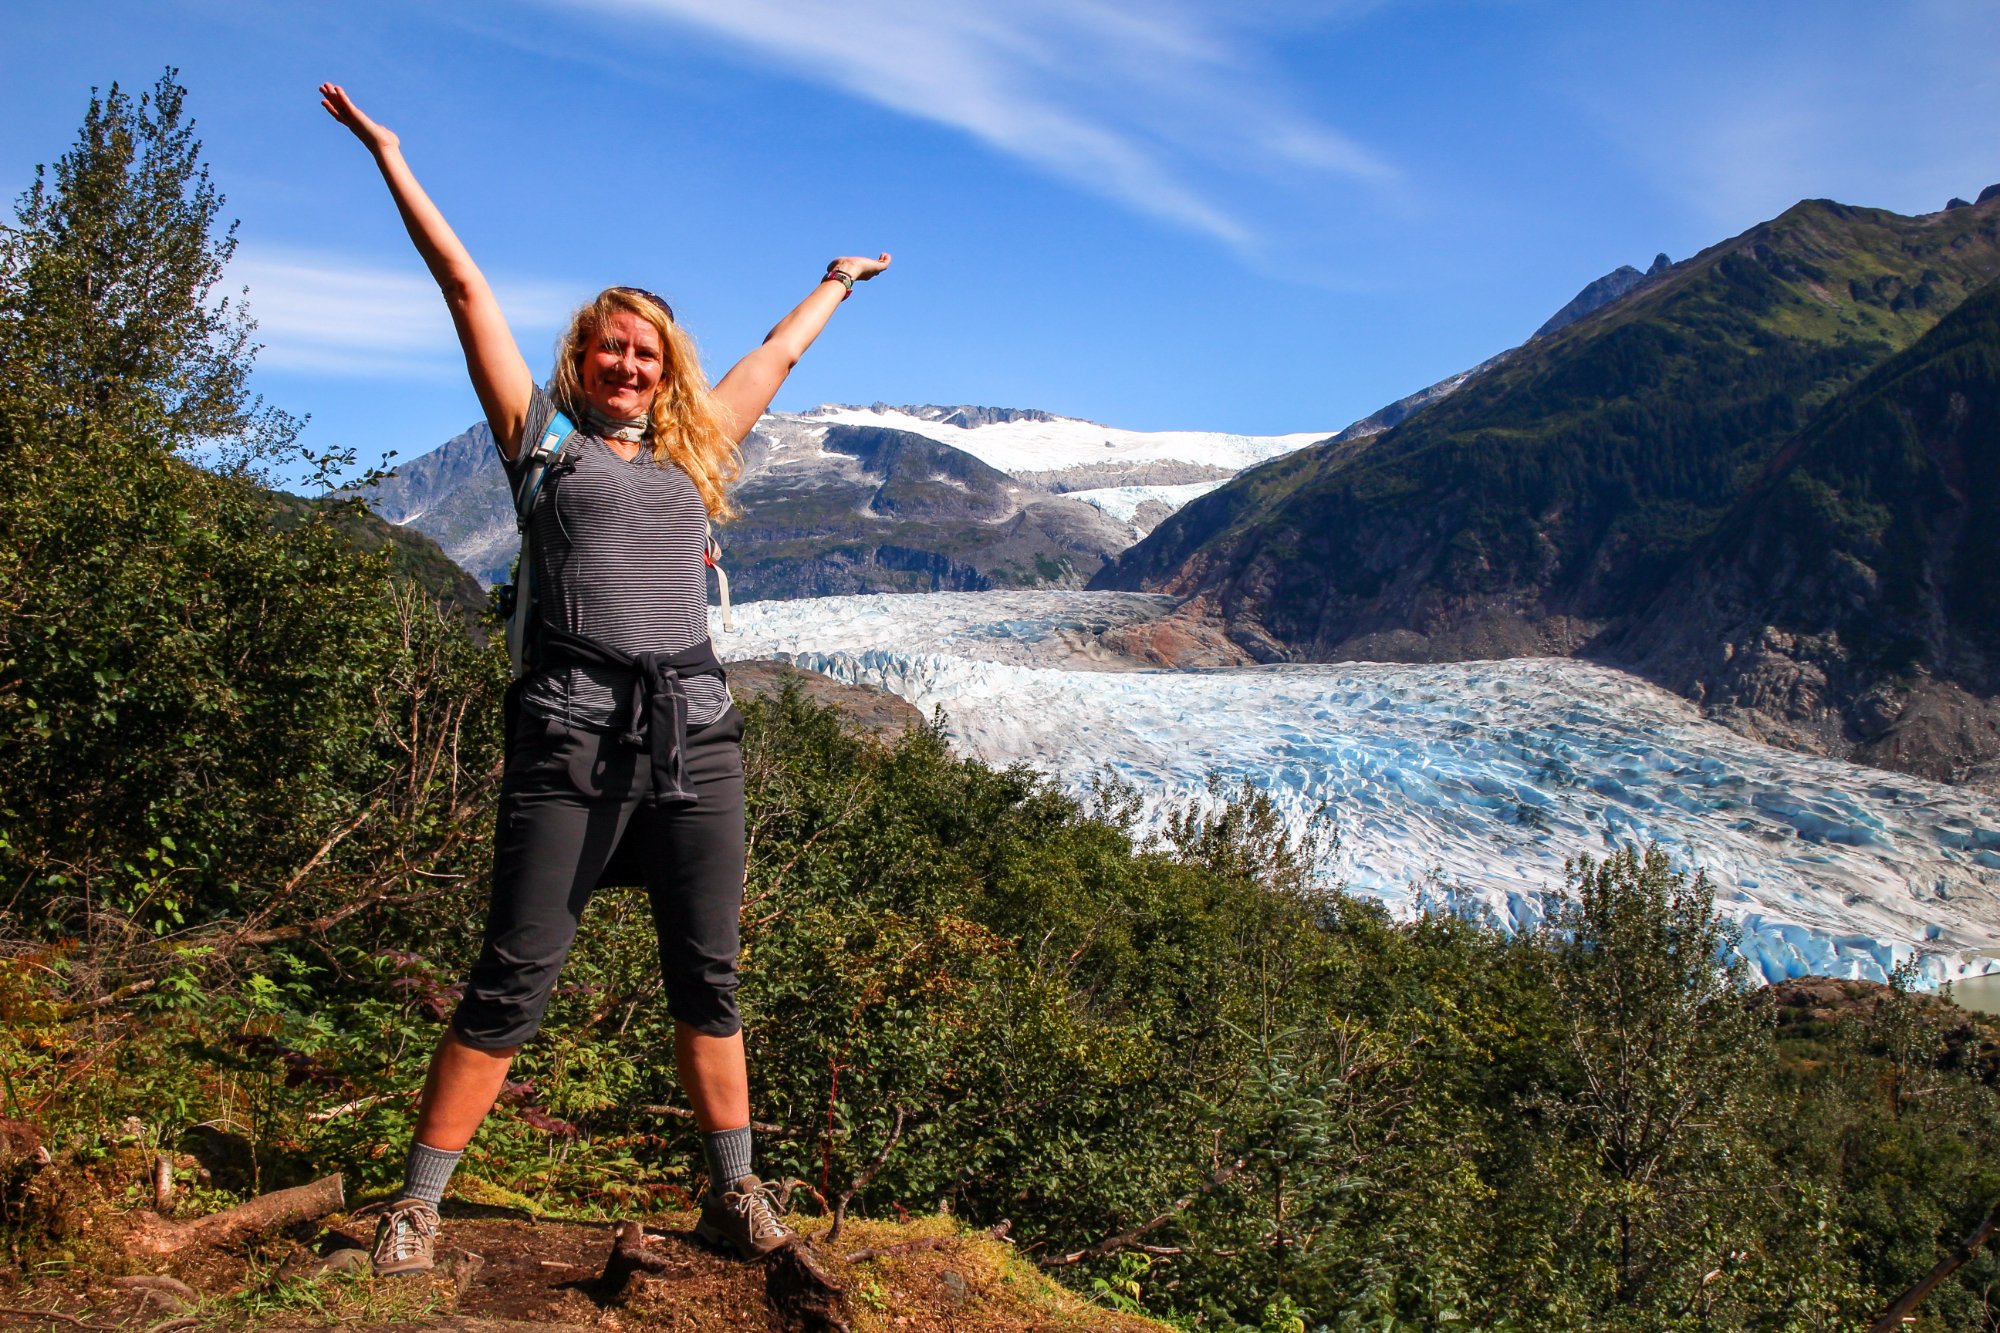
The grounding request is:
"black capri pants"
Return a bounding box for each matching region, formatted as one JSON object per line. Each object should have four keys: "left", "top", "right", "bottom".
{"left": 450, "top": 698, "right": 747, "bottom": 1049}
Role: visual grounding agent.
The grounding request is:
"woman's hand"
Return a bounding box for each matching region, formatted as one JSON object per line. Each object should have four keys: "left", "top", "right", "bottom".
{"left": 319, "top": 81, "right": 532, "bottom": 454}
{"left": 713, "top": 251, "right": 894, "bottom": 440}
{"left": 827, "top": 253, "right": 892, "bottom": 283}
{"left": 319, "top": 82, "right": 399, "bottom": 157}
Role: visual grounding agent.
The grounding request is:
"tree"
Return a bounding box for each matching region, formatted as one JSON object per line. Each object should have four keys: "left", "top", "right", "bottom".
{"left": 1530, "top": 845, "right": 1775, "bottom": 1319}
{"left": 0, "top": 68, "right": 503, "bottom": 947}
{"left": 0, "top": 69, "right": 298, "bottom": 460}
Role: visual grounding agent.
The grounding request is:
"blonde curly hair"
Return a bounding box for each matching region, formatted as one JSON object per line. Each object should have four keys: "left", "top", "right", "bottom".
{"left": 549, "top": 287, "right": 741, "bottom": 521}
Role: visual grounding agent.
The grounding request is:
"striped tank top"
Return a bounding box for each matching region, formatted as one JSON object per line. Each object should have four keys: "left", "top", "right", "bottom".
{"left": 504, "top": 385, "right": 732, "bottom": 730}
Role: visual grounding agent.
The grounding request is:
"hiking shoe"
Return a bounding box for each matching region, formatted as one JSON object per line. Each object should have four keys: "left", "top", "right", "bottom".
{"left": 696, "top": 1175, "right": 794, "bottom": 1258}
{"left": 370, "top": 1197, "right": 440, "bottom": 1276}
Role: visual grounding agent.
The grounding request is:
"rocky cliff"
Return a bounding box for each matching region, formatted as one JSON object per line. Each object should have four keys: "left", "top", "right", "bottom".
{"left": 722, "top": 418, "right": 1137, "bottom": 598}
{"left": 1609, "top": 277, "right": 2000, "bottom": 786}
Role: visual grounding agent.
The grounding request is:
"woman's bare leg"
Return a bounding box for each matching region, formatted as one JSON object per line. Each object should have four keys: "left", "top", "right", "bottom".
{"left": 411, "top": 1031, "right": 519, "bottom": 1150}
{"left": 676, "top": 1022, "right": 750, "bottom": 1132}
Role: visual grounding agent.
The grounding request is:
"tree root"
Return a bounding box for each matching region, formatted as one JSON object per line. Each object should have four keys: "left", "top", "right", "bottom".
{"left": 766, "top": 1239, "right": 848, "bottom": 1333}
{"left": 597, "top": 1220, "right": 693, "bottom": 1301}
{"left": 596, "top": 1219, "right": 847, "bottom": 1332}
{"left": 125, "top": 1173, "right": 344, "bottom": 1255}
{"left": 139, "top": 1319, "right": 198, "bottom": 1333}
{"left": 108, "top": 1276, "right": 197, "bottom": 1303}
{"left": 0, "top": 1307, "right": 118, "bottom": 1330}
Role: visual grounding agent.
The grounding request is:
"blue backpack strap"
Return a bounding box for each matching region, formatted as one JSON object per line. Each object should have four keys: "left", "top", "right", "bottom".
{"left": 512, "top": 410, "right": 576, "bottom": 529}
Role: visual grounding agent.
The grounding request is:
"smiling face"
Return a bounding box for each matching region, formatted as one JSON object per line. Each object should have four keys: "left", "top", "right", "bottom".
{"left": 578, "top": 308, "right": 666, "bottom": 420}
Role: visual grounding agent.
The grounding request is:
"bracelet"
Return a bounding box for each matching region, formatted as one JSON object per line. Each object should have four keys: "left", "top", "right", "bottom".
{"left": 825, "top": 268, "right": 855, "bottom": 299}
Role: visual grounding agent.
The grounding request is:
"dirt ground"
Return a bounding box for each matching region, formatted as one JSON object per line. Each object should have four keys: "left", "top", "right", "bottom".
{"left": 0, "top": 1199, "right": 1171, "bottom": 1333}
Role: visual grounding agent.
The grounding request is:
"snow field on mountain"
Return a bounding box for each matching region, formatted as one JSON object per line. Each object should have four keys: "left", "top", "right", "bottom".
{"left": 1065, "top": 481, "right": 1228, "bottom": 526}
{"left": 803, "top": 405, "right": 1329, "bottom": 474}
{"left": 715, "top": 591, "right": 2000, "bottom": 987}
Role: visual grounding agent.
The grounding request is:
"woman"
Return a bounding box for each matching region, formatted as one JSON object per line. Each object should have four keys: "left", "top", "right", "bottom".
{"left": 319, "top": 83, "right": 889, "bottom": 1273}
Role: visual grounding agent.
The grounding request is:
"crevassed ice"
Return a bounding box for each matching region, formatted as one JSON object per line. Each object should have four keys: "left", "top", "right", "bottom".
{"left": 715, "top": 591, "right": 2000, "bottom": 988}
{"left": 1066, "top": 481, "right": 1230, "bottom": 526}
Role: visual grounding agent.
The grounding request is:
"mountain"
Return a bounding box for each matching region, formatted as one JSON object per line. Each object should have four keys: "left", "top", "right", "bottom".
{"left": 722, "top": 415, "right": 1136, "bottom": 597}
{"left": 796, "top": 402, "right": 1326, "bottom": 490}
{"left": 356, "top": 404, "right": 1331, "bottom": 595}
{"left": 1609, "top": 277, "right": 2000, "bottom": 785}
{"left": 1533, "top": 252, "right": 1673, "bottom": 338}
{"left": 267, "top": 490, "right": 488, "bottom": 622}
{"left": 1308, "top": 254, "right": 1675, "bottom": 451}
{"left": 360, "top": 420, "right": 522, "bottom": 589}
{"left": 1094, "top": 195, "right": 2000, "bottom": 672}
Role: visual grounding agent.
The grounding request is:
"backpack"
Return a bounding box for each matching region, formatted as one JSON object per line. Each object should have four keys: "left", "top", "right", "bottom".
{"left": 498, "top": 410, "right": 734, "bottom": 678}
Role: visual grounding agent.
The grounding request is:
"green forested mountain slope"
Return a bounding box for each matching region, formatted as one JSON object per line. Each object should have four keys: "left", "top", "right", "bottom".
{"left": 1610, "top": 278, "right": 2000, "bottom": 784}
{"left": 269, "top": 490, "right": 490, "bottom": 620}
{"left": 1094, "top": 195, "right": 2000, "bottom": 667}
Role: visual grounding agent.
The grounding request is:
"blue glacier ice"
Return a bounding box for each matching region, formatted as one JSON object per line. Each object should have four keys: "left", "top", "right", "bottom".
{"left": 715, "top": 591, "right": 2000, "bottom": 988}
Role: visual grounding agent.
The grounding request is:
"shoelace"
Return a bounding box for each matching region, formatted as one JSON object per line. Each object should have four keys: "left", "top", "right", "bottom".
{"left": 727, "top": 1185, "right": 789, "bottom": 1241}
{"left": 374, "top": 1201, "right": 439, "bottom": 1263}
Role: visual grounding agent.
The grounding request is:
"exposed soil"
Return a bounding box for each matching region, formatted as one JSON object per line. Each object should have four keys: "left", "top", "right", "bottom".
{"left": 0, "top": 1197, "right": 1168, "bottom": 1333}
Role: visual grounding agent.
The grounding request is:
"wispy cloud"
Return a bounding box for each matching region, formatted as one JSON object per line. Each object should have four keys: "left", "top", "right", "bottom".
{"left": 552, "top": 0, "right": 1396, "bottom": 249}
{"left": 229, "top": 247, "right": 576, "bottom": 378}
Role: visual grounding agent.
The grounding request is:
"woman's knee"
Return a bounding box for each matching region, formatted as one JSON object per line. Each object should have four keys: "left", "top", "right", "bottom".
{"left": 665, "top": 978, "right": 741, "bottom": 1038}
{"left": 441, "top": 1028, "right": 521, "bottom": 1061}
{"left": 450, "top": 971, "right": 562, "bottom": 1049}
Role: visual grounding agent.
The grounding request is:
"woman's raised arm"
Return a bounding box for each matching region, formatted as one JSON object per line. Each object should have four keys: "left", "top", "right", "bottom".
{"left": 710, "top": 254, "right": 891, "bottom": 443}
{"left": 319, "top": 84, "right": 536, "bottom": 457}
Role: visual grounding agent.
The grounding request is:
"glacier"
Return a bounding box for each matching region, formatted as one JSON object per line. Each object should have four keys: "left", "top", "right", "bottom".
{"left": 801, "top": 404, "right": 1328, "bottom": 476}
{"left": 1066, "top": 480, "right": 1230, "bottom": 531}
{"left": 713, "top": 590, "right": 2000, "bottom": 988}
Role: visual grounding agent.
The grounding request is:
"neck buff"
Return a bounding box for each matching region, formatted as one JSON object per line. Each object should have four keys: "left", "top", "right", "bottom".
{"left": 582, "top": 403, "right": 653, "bottom": 443}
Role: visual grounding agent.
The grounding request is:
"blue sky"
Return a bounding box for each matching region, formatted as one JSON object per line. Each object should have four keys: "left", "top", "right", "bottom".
{"left": 2, "top": 0, "right": 1995, "bottom": 482}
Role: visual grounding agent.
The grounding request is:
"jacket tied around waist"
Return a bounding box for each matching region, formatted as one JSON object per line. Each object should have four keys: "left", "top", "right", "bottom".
{"left": 530, "top": 626, "right": 725, "bottom": 804}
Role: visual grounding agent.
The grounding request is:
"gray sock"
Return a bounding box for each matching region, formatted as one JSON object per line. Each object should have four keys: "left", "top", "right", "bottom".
{"left": 702, "top": 1125, "right": 753, "bottom": 1196}
{"left": 398, "top": 1141, "right": 463, "bottom": 1206}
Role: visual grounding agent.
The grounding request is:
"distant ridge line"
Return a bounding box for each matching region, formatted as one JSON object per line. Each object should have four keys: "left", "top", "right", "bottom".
{"left": 808, "top": 403, "right": 1084, "bottom": 429}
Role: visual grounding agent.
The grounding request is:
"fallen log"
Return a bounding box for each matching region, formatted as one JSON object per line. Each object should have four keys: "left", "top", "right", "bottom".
{"left": 126, "top": 1173, "right": 344, "bottom": 1255}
